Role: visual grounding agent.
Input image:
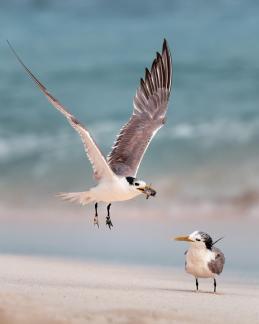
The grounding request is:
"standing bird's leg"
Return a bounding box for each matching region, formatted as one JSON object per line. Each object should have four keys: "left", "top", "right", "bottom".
{"left": 214, "top": 278, "right": 217, "bottom": 293}
{"left": 195, "top": 278, "right": 199, "bottom": 292}
{"left": 106, "top": 203, "right": 113, "bottom": 229}
{"left": 94, "top": 203, "right": 99, "bottom": 228}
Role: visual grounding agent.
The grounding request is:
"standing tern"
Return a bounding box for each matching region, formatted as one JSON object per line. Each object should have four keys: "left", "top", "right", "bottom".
{"left": 8, "top": 39, "right": 172, "bottom": 228}
{"left": 174, "top": 231, "right": 225, "bottom": 293}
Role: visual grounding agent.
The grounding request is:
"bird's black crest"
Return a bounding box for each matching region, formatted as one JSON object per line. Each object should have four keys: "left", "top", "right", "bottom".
{"left": 213, "top": 237, "right": 224, "bottom": 246}
{"left": 199, "top": 231, "right": 213, "bottom": 250}
{"left": 126, "top": 176, "right": 135, "bottom": 185}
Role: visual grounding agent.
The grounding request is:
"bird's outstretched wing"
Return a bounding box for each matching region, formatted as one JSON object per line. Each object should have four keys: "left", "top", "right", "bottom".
{"left": 107, "top": 39, "right": 172, "bottom": 177}
{"left": 8, "top": 41, "right": 114, "bottom": 181}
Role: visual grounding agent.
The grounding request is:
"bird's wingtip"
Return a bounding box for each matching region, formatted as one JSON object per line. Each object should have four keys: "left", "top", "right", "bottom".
{"left": 162, "top": 38, "right": 169, "bottom": 51}
{"left": 6, "top": 39, "right": 12, "bottom": 49}
{"left": 6, "top": 39, "right": 13, "bottom": 49}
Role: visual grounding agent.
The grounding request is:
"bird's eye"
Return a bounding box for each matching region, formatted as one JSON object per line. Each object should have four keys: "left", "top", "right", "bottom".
{"left": 135, "top": 182, "right": 139, "bottom": 186}
{"left": 196, "top": 238, "right": 201, "bottom": 241}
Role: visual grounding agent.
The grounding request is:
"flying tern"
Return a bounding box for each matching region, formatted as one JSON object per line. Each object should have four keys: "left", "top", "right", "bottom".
{"left": 8, "top": 39, "right": 172, "bottom": 229}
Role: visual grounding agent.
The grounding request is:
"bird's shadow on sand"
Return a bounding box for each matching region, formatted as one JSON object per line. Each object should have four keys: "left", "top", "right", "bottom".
{"left": 156, "top": 287, "right": 224, "bottom": 295}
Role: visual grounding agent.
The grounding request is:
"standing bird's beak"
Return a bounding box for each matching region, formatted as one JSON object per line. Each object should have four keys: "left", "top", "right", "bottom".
{"left": 137, "top": 185, "right": 156, "bottom": 199}
{"left": 174, "top": 236, "right": 194, "bottom": 242}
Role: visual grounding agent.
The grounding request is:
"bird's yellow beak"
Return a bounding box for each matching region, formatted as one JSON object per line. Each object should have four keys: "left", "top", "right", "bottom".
{"left": 137, "top": 185, "right": 156, "bottom": 199}
{"left": 174, "top": 236, "right": 193, "bottom": 242}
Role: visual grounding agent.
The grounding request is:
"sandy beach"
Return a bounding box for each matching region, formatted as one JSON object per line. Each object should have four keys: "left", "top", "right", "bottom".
{"left": 0, "top": 255, "right": 258, "bottom": 324}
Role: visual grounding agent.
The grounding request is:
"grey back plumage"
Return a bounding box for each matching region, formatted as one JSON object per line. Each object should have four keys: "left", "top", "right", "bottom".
{"left": 208, "top": 247, "right": 225, "bottom": 275}
{"left": 107, "top": 39, "right": 172, "bottom": 177}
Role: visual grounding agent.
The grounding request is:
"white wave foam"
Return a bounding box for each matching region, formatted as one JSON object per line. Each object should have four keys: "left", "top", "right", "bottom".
{"left": 166, "top": 118, "right": 259, "bottom": 145}
{"left": 0, "top": 132, "right": 71, "bottom": 163}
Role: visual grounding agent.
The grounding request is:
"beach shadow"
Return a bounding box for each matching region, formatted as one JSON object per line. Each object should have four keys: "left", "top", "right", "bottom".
{"left": 10, "top": 278, "right": 247, "bottom": 297}
{"left": 155, "top": 287, "right": 224, "bottom": 295}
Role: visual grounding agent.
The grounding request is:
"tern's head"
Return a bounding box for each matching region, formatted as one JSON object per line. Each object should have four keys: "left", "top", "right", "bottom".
{"left": 125, "top": 176, "right": 156, "bottom": 199}
{"left": 174, "top": 231, "right": 213, "bottom": 250}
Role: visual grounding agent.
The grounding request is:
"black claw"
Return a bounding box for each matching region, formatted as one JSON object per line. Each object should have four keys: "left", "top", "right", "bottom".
{"left": 106, "top": 217, "right": 113, "bottom": 229}
{"left": 106, "top": 203, "right": 113, "bottom": 229}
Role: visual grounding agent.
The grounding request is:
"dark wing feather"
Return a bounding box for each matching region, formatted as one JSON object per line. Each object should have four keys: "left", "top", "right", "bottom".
{"left": 208, "top": 247, "right": 225, "bottom": 275}
{"left": 107, "top": 39, "right": 172, "bottom": 177}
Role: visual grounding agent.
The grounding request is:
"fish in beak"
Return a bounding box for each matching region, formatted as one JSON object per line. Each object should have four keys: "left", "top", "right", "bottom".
{"left": 174, "top": 236, "right": 194, "bottom": 242}
{"left": 137, "top": 185, "right": 156, "bottom": 199}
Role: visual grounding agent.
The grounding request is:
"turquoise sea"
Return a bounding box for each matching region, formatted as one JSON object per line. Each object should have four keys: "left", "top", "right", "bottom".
{"left": 0, "top": 0, "right": 259, "bottom": 274}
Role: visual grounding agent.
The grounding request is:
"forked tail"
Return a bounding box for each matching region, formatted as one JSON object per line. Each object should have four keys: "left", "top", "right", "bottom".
{"left": 56, "top": 191, "right": 94, "bottom": 205}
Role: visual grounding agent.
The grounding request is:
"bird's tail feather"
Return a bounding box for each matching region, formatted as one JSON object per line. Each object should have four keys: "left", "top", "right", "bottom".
{"left": 56, "top": 191, "right": 94, "bottom": 205}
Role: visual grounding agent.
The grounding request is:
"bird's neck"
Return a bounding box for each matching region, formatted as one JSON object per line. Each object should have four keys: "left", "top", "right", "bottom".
{"left": 189, "top": 244, "right": 208, "bottom": 251}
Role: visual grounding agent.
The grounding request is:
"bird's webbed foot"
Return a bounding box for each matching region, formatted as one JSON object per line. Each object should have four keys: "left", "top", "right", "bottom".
{"left": 94, "top": 216, "right": 99, "bottom": 228}
{"left": 94, "top": 203, "right": 99, "bottom": 228}
{"left": 106, "top": 203, "right": 113, "bottom": 229}
{"left": 106, "top": 216, "right": 113, "bottom": 229}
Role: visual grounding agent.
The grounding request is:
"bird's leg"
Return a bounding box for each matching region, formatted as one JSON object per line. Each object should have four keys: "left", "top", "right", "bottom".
{"left": 195, "top": 278, "right": 199, "bottom": 292}
{"left": 106, "top": 203, "right": 113, "bottom": 229}
{"left": 94, "top": 203, "right": 99, "bottom": 228}
{"left": 214, "top": 278, "right": 217, "bottom": 293}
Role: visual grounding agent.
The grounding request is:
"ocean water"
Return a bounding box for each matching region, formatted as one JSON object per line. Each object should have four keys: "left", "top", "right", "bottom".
{"left": 0, "top": 0, "right": 259, "bottom": 271}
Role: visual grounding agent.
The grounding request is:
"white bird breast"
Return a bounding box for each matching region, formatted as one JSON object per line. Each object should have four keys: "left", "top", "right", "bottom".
{"left": 185, "top": 247, "right": 216, "bottom": 278}
{"left": 90, "top": 177, "right": 141, "bottom": 203}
